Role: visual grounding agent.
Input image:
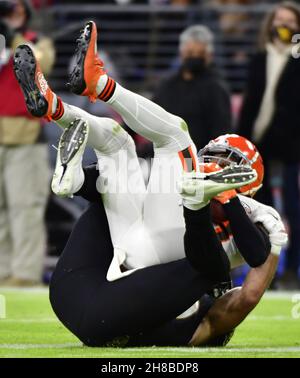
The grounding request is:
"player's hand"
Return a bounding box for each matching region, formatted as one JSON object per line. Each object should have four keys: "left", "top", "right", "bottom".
{"left": 177, "top": 171, "right": 209, "bottom": 211}
{"left": 252, "top": 205, "right": 288, "bottom": 255}
{"left": 178, "top": 163, "right": 256, "bottom": 211}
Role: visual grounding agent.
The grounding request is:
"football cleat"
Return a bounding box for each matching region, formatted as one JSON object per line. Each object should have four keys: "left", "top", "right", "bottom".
{"left": 13, "top": 45, "right": 56, "bottom": 120}
{"left": 51, "top": 119, "right": 89, "bottom": 197}
{"left": 68, "top": 21, "right": 106, "bottom": 102}
{"left": 178, "top": 165, "right": 257, "bottom": 210}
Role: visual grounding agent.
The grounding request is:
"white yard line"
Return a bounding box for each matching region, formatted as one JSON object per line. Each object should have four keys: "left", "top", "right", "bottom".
{"left": 263, "top": 291, "right": 300, "bottom": 299}
{"left": 1, "top": 314, "right": 297, "bottom": 323}
{"left": 127, "top": 347, "right": 300, "bottom": 354}
{"left": 247, "top": 315, "right": 297, "bottom": 321}
{"left": 2, "top": 318, "right": 57, "bottom": 323}
{"left": 0, "top": 343, "right": 81, "bottom": 350}
{"left": 0, "top": 345, "right": 299, "bottom": 353}
{"left": 0, "top": 288, "right": 298, "bottom": 297}
{"left": 0, "top": 287, "right": 48, "bottom": 294}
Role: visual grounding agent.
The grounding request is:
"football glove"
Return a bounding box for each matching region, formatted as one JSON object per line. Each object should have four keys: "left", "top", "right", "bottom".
{"left": 251, "top": 205, "right": 288, "bottom": 256}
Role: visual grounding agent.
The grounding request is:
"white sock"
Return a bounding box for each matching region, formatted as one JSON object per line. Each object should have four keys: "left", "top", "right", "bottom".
{"left": 96, "top": 74, "right": 109, "bottom": 96}
{"left": 51, "top": 93, "right": 58, "bottom": 115}
{"left": 55, "top": 103, "right": 129, "bottom": 155}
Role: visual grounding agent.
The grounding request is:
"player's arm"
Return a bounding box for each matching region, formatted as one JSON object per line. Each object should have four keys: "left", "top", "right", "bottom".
{"left": 183, "top": 205, "right": 231, "bottom": 282}
{"left": 223, "top": 196, "right": 271, "bottom": 267}
{"left": 189, "top": 203, "right": 288, "bottom": 346}
{"left": 189, "top": 252, "right": 279, "bottom": 346}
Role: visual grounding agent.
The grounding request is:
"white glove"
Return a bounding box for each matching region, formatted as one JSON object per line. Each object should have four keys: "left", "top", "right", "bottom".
{"left": 177, "top": 171, "right": 209, "bottom": 211}
{"left": 177, "top": 166, "right": 257, "bottom": 211}
{"left": 251, "top": 205, "right": 288, "bottom": 255}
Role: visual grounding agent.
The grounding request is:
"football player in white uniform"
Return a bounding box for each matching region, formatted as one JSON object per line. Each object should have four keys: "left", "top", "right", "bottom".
{"left": 13, "top": 21, "right": 287, "bottom": 347}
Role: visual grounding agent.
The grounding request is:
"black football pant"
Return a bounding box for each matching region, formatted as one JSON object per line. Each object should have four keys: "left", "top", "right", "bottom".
{"left": 49, "top": 198, "right": 228, "bottom": 347}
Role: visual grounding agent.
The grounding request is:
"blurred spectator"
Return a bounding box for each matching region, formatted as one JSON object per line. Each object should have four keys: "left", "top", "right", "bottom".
{"left": 237, "top": 1, "right": 300, "bottom": 289}
{"left": 153, "top": 25, "right": 232, "bottom": 151}
{"left": 149, "top": 0, "right": 198, "bottom": 4}
{"left": 211, "top": 0, "right": 253, "bottom": 35}
{"left": 169, "top": 0, "right": 197, "bottom": 5}
{"left": 208, "top": 0, "right": 254, "bottom": 91}
{"left": 56, "top": 0, "right": 147, "bottom": 4}
{"left": 0, "top": 0, "right": 55, "bottom": 286}
{"left": 31, "top": 0, "right": 53, "bottom": 9}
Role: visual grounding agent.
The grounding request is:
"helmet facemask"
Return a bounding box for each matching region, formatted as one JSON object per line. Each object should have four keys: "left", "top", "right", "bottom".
{"left": 198, "top": 143, "right": 261, "bottom": 197}
{"left": 198, "top": 144, "right": 252, "bottom": 168}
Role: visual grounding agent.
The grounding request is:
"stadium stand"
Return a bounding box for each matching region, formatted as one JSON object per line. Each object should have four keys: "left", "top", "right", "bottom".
{"left": 35, "top": 3, "right": 275, "bottom": 94}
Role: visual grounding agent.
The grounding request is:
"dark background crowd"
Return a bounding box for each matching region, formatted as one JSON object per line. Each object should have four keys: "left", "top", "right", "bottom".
{"left": 1, "top": 0, "right": 300, "bottom": 289}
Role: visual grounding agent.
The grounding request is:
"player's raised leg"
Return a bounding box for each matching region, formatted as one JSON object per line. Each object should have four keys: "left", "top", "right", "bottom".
{"left": 14, "top": 45, "right": 147, "bottom": 243}
{"left": 13, "top": 44, "right": 129, "bottom": 155}
{"left": 13, "top": 44, "right": 143, "bottom": 191}
{"left": 68, "top": 21, "right": 197, "bottom": 171}
{"left": 14, "top": 44, "right": 148, "bottom": 251}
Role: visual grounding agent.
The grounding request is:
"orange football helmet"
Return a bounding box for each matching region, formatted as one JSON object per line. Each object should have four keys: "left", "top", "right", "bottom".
{"left": 198, "top": 134, "right": 264, "bottom": 196}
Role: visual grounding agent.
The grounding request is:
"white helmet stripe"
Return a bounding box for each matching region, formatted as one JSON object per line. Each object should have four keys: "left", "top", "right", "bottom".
{"left": 250, "top": 151, "right": 259, "bottom": 164}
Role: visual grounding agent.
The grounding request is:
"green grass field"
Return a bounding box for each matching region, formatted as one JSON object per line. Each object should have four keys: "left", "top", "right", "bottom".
{"left": 0, "top": 288, "right": 299, "bottom": 358}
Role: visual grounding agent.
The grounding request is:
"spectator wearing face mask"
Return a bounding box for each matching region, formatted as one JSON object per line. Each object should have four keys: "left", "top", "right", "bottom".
{"left": 237, "top": 1, "right": 300, "bottom": 289}
{"left": 153, "top": 25, "right": 232, "bottom": 151}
